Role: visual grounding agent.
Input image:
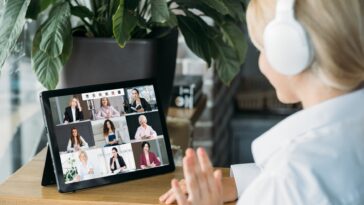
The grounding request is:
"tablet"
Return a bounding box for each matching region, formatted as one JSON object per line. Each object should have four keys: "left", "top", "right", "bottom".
{"left": 40, "top": 79, "right": 175, "bottom": 193}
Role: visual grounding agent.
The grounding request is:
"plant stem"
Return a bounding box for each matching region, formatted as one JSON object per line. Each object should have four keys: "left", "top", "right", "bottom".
{"left": 80, "top": 17, "right": 97, "bottom": 36}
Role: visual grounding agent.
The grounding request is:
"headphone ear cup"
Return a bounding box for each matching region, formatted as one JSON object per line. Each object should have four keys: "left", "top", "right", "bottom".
{"left": 264, "top": 19, "right": 313, "bottom": 75}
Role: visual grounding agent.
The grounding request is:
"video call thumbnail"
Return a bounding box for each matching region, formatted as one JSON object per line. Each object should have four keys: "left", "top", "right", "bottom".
{"left": 49, "top": 85, "right": 170, "bottom": 184}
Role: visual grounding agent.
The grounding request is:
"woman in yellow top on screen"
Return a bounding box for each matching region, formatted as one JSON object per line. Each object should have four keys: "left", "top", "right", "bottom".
{"left": 160, "top": 0, "right": 364, "bottom": 204}
{"left": 95, "top": 97, "right": 120, "bottom": 120}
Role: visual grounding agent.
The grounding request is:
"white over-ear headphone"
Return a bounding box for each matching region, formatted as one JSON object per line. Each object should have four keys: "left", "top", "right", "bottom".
{"left": 263, "top": 0, "right": 313, "bottom": 75}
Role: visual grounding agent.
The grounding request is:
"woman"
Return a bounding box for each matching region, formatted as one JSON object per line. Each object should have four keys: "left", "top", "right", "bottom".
{"left": 103, "top": 119, "right": 121, "bottom": 146}
{"left": 109, "top": 147, "right": 127, "bottom": 173}
{"left": 160, "top": 0, "right": 364, "bottom": 204}
{"left": 95, "top": 97, "right": 120, "bottom": 120}
{"left": 75, "top": 150, "right": 95, "bottom": 181}
{"left": 63, "top": 97, "right": 83, "bottom": 123}
{"left": 139, "top": 141, "right": 161, "bottom": 169}
{"left": 134, "top": 115, "right": 157, "bottom": 140}
{"left": 67, "top": 128, "right": 89, "bottom": 152}
{"left": 131, "top": 88, "right": 152, "bottom": 112}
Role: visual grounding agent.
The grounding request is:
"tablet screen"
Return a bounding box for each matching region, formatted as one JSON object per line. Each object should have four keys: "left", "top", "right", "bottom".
{"left": 47, "top": 84, "right": 171, "bottom": 185}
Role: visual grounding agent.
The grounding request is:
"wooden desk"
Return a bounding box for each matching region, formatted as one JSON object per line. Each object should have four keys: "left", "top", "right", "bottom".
{"left": 0, "top": 148, "right": 236, "bottom": 205}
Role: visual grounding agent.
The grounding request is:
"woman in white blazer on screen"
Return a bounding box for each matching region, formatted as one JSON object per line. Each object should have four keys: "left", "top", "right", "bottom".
{"left": 159, "top": 0, "right": 364, "bottom": 204}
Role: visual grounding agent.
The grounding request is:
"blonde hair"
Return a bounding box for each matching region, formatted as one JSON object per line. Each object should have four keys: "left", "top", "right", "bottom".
{"left": 138, "top": 115, "right": 147, "bottom": 124}
{"left": 79, "top": 150, "right": 88, "bottom": 161}
{"left": 247, "top": 0, "right": 364, "bottom": 91}
{"left": 68, "top": 97, "right": 78, "bottom": 106}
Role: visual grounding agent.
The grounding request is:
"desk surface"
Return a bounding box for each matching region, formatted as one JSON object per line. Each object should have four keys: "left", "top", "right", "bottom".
{"left": 0, "top": 148, "right": 235, "bottom": 205}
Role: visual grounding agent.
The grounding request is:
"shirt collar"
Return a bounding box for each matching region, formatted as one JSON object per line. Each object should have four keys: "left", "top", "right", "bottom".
{"left": 252, "top": 88, "right": 364, "bottom": 167}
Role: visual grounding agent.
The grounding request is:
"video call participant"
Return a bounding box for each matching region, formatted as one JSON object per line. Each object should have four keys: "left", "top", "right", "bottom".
{"left": 130, "top": 88, "right": 152, "bottom": 112}
{"left": 139, "top": 141, "right": 161, "bottom": 169}
{"left": 103, "top": 119, "right": 121, "bottom": 146}
{"left": 134, "top": 115, "right": 157, "bottom": 140}
{"left": 110, "top": 147, "right": 126, "bottom": 174}
{"left": 95, "top": 97, "right": 120, "bottom": 120}
{"left": 75, "top": 150, "right": 96, "bottom": 181}
{"left": 63, "top": 97, "right": 84, "bottom": 123}
{"left": 160, "top": 0, "right": 364, "bottom": 204}
{"left": 67, "top": 127, "right": 89, "bottom": 152}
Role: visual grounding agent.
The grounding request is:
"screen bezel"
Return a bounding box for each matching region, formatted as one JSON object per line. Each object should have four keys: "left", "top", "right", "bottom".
{"left": 40, "top": 78, "right": 175, "bottom": 193}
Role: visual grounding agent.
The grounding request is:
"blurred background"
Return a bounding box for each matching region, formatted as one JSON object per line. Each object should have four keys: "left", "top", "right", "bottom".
{"left": 0, "top": 0, "right": 300, "bottom": 184}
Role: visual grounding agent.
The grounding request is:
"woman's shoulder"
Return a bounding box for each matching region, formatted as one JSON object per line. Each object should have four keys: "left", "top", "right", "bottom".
{"left": 149, "top": 151, "right": 157, "bottom": 157}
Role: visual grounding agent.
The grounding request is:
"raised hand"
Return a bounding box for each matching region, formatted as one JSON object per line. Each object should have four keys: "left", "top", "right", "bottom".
{"left": 170, "top": 148, "right": 223, "bottom": 205}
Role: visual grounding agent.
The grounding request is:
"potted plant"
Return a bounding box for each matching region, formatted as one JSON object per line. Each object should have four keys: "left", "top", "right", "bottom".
{"left": 0, "top": 0, "right": 247, "bottom": 110}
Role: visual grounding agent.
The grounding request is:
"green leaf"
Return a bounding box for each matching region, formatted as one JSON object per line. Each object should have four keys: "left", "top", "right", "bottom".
{"left": 155, "top": 11, "right": 177, "bottom": 28}
{"left": 71, "top": 5, "right": 94, "bottom": 19}
{"left": 39, "top": 2, "right": 71, "bottom": 57}
{"left": 125, "top": 0, "right": 138, "bottom": 10}
{"left": 220, "top": 21, "right": 247, "bottom": 64}
{"left": 59, "top": 30, "right": 73, "bottom": 65}
{"left": 177, "top": 15, "right": 216, "bottom": 66}
{"left": 151, "top": 0, "right": 169, "bottom": 23}
{"left": 201, "top": 0, "right": 229, "bottom": 15}
{"left": 215, "top": 38, "right": 242, "bottom": 85}
{"left": 112, "top": 0, "right": 137, "bottom": 47}
{"left": 26, "top": 0, "right": 55, "bottom": 20}
{"left": 0, "top": 0, "right": 31, "bottom": 74}
{"left": 223, "top": 0, "right": 245, "bottom": 23}
{"left": 32, "top": 29, "right": 63, "bottom": 89}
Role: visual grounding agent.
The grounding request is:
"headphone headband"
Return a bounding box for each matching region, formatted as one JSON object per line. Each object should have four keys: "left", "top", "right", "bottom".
{"left": 276, "top": 0, "right": 294, "bottom": 18}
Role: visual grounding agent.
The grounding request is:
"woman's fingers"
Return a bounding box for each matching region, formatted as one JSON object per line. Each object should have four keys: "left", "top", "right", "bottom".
{"left": 197, "top": 148, "right": 218, "bottom": 194}
{"left": 159, "top": 188, "right": 174, "bottom": 203}
{"left": 172, "top": 179, "right": 188, "bottom": 205}
{"left": 159, "top": 179, "right": 187, "bottom": 204}
{"left": 214, "top": 169, "right": 223, "bottom": 194}
{"left": 197, "top": 148, "right": 213, "bottom": 173}
{"left": 183, "top": 152, "right": 202, "bottom": 201}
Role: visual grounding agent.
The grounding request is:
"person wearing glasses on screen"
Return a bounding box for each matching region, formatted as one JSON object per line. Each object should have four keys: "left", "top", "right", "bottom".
{"left": 63, "top": 97, "right": 84, "bottom": 123}
{"left": 159, "top": 0, "right": 364, "bottom": 204}
{"left": 67, "top": 127, "right": 89, "bottom": 152}
{"left": 95, "top": 97, "right": 121, "bottom": 120}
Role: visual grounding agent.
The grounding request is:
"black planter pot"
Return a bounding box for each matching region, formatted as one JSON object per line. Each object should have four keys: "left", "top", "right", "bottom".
{"left": 60, "top": 29, "right": 178, "bottom": 114}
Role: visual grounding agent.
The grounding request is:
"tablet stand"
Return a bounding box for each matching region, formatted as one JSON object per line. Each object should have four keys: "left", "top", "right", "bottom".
{"left": 41, "top": 146, "right": 56, "bottom": 186}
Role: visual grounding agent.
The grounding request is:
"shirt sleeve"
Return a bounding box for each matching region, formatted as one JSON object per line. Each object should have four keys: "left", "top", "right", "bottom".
{"left": 236, "top": 162, "right": 330, "bottom": 205}
{"left": 230, "top": 163, "right": 261, "bottom": 198}
{"left": 63, "top": 107, "right": 69, "bottom": 122}
{"left": 142, "top": 98, "right": 152, "bottom": 111}
{"left": 149, "top": 126, "right": 157, "bottom": 137}
{"left": 110, "top": 106, "right": 120, "bottom": 117}
{"left": 77, "top": 108, "right": 84, "bottom": 120}
{"left": 67, "top": 139, "right": 73, "bottom": 152}
{"left": 95, "top": 108, "right": 103, "bottom": 120}
{"left": 135, "top": 127, "right": 142, "bottom": 140}
{"left": 80, "top": 136, "right": 89, "bottom": 148}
